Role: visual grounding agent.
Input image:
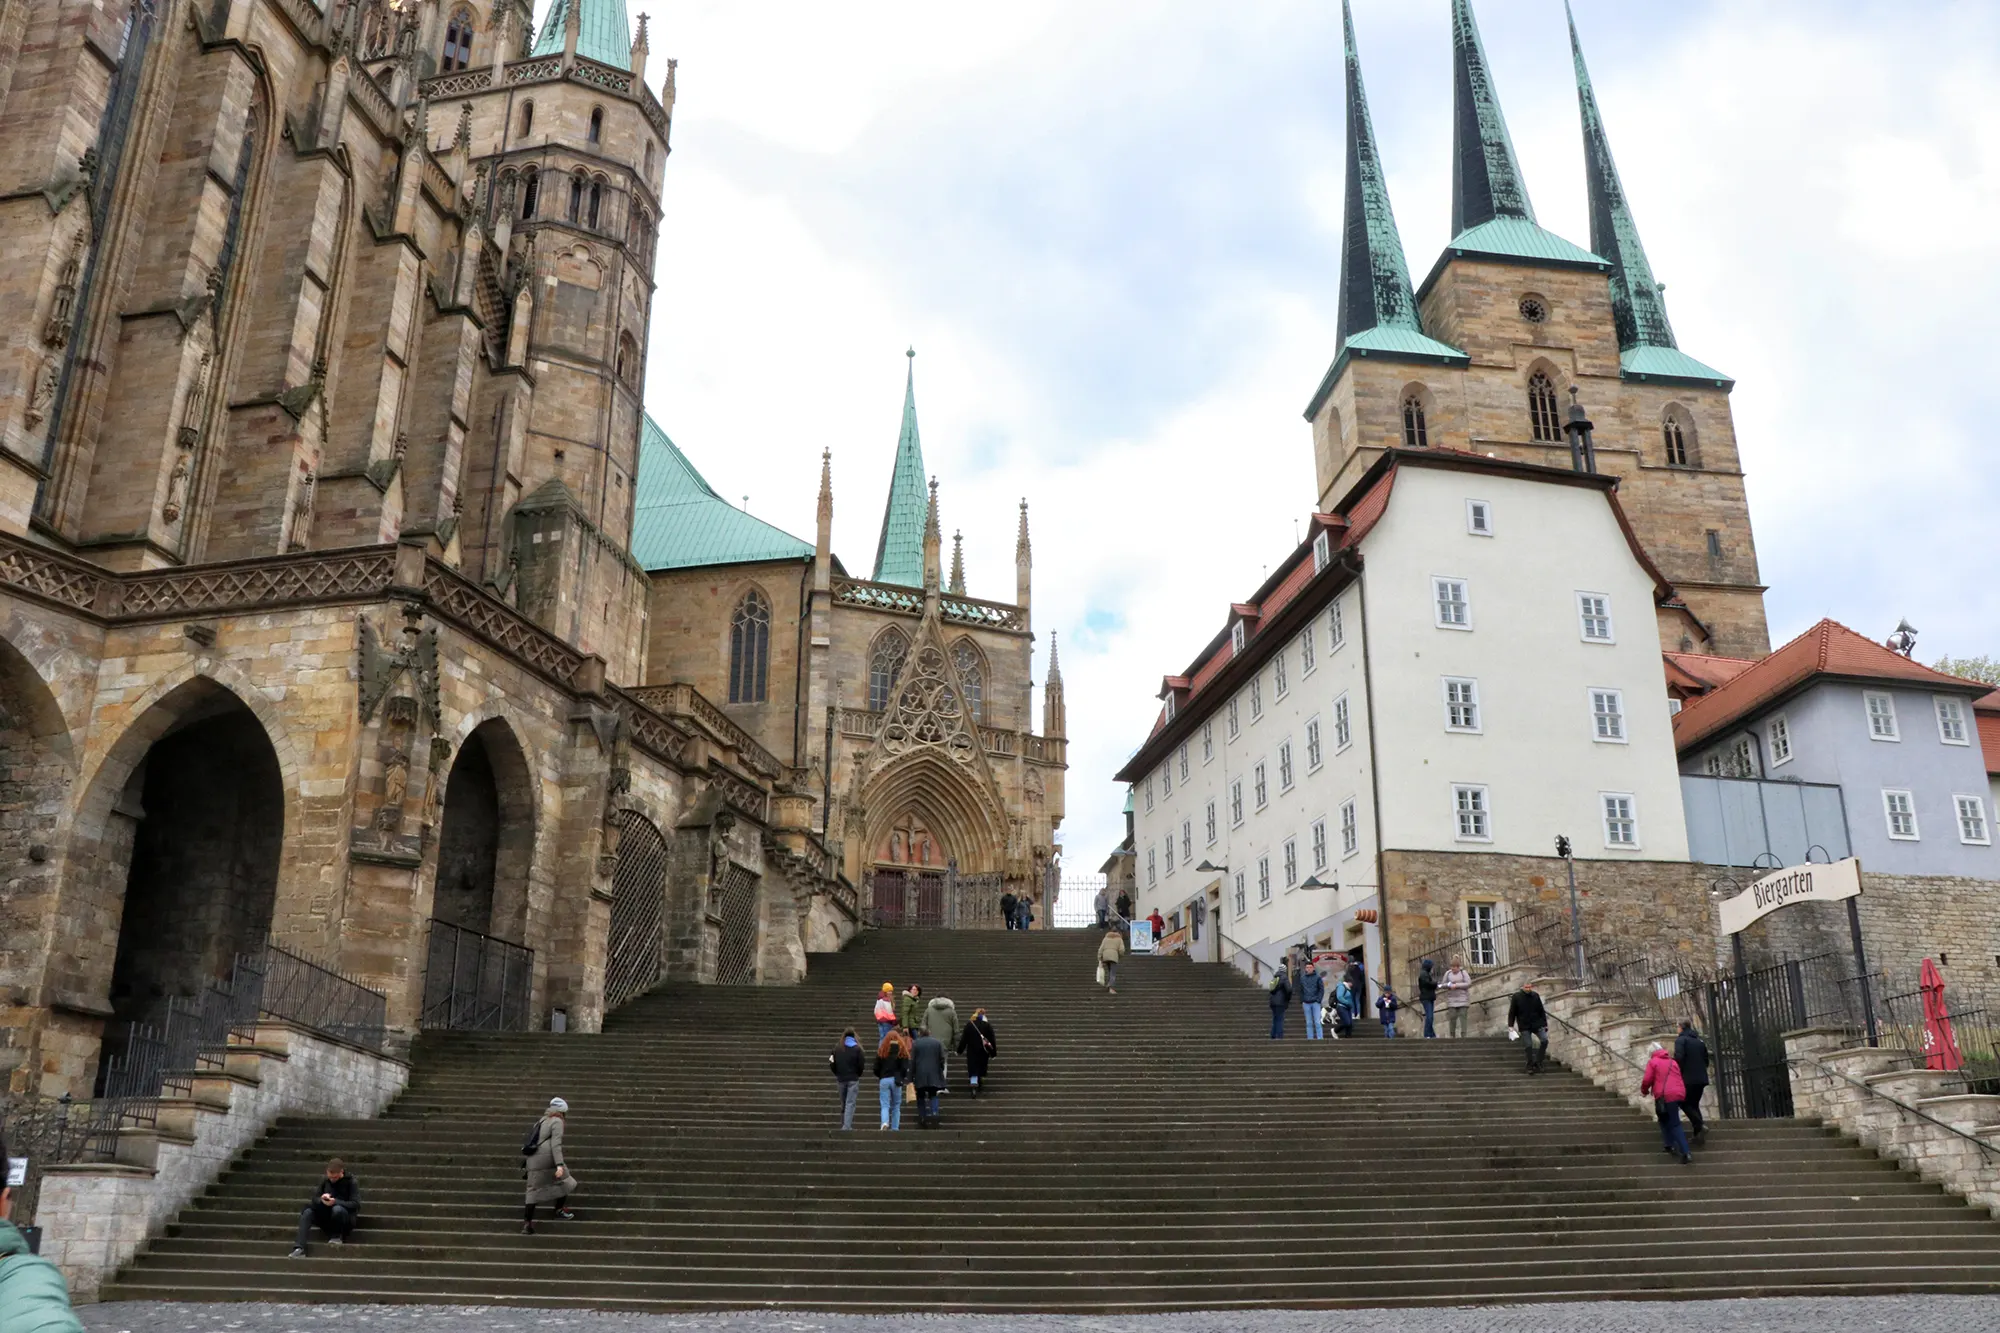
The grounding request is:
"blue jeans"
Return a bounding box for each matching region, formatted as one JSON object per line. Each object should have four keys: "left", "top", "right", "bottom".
{"left": 837, "top": 1079, "right": 858, "bottom": 1130}
{"left": 876, "top": 1020, "right": 894, "bottom": 1042}
{"left": 878, "top": 1077, "right": 902, "bottom": 1129}
{"left": 918, "top": 1090, "right": 940, "bottom": 1120}
{"left": 1333, "top": 1003, "right": 1353, "bottom": 1036}
{"left": 1422, "top": 999, "right": 1436, "bottom": 1038}
{"left": 1303, "top": 1001, "right": 1323, "bottom": 1039}
{"left": 1657, "top": 1100, "right": 1689, "bottom": 1157}
{"left": 1381, "top": 1019, "right": 1396, "bottom": 1038}
{"left": 1270, "top": 1007, "right": 1285, "bottom": 1039}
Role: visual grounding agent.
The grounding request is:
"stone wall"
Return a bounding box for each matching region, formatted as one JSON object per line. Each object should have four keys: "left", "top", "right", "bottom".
{"left": 36, "top": 1021, "right": 409, "bottom": 1300}
{"left": 1749, "top": 872, "right": 2000, "bottom": 997}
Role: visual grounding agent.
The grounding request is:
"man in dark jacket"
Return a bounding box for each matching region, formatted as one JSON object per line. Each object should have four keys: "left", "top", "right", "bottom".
{"left": 829, "top": 1029, "right": 865, "bottom": 1130}
{"left": 289, "top": 1157, "right": 360, "bottom": 1256}
{"left": 1267, "top": 965, "right": 1293, "bottom": 1040}
{"left": 1416, "top": 959, "right": 1440, "bottom": 1039}
{"left": 1298, "top": 963, "right": 1327, "bottom": 1040}
{"left": 1507, "top": 981, "right": 1549, "bottom": 1073}
{"left": 0, "top": 1127, "right": 86, "bottom": 1331}
{"left": 1114, "top": 890, "right": 1133, "bottom": 925}
{"left": 910, "top": 1029, "right": 948, "bottom": 1127}
{"left": 1674, "top": 1019, "right": 1711, "bottom": 1142}
{"left": 999, "top": 892, "right": 1018, "bottom": 930}
{"left": 1342, "top": 956, "right": 1366, "bottom": 1018}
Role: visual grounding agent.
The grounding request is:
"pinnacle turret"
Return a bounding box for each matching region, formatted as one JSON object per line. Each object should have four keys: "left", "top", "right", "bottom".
{"left": 948, "top": 529, "right": 966, "bottom": 596}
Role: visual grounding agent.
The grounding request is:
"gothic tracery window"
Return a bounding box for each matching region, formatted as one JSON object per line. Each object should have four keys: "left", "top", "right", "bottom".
{"left": 951, "top": 639, "right": 985, "bottom": 723}
{"left": 728, "top": 590, "right": 771, "bottom": 704}
{"left": 868, "top": 628, "right": 910, "bottom": 712}
{"left": 567, "top": 173, "right": 585, "bottom": 224}
{"left": 587, "top": 178, "right": 603, "bottom": 230}
{"left": 1401, "top": 393, "right": 1429, "bottom": 449}
{"left": 441, "top": 8, "right": 475, "bottom": 71}
{"left": 1527, "top": 371, "right": 1562, "bottom": 443}
{"left": 1662, "top": 407, "right": 1696, "bottom": 468}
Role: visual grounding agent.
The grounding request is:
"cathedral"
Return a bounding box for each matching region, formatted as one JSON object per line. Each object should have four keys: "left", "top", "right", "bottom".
{"left": 0, "top": 0, "right": 1039, "bottom": 1104}
{"left": 1314, "top": 0, "right": 1769, "bottom": 661}
{"left": 637, "top": 351, "right": 1067, "bottom": 932}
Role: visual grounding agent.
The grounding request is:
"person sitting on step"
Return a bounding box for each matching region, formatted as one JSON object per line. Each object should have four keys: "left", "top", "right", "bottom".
{"left": 289, "top": 1157, "right": 360, "bottom": 1257}
{"left": 521, "top": 1096, "right": 577, "bottom": 1234}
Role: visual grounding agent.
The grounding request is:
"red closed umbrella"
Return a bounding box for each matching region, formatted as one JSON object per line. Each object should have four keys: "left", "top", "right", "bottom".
{"left": 1920, "top": 957, "right": 1963, "bottom": 1072}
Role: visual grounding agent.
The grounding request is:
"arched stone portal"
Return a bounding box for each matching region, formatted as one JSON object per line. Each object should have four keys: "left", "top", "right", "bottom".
{"left": 431, "top": 718, "right": 536, "bottom": 944}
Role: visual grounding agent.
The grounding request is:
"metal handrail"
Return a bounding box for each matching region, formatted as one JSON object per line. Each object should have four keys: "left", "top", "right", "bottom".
{"left": 1545, "top": 1004, "right": 1650, "bottom": 1077}
{"left": 1790, "top": 1047, "right": 1999, "bottom": 1163}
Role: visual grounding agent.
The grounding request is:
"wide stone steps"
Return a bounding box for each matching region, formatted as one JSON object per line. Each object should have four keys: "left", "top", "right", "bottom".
{"left": 103, "top": 928, "right": 2000, "bottom": 1310}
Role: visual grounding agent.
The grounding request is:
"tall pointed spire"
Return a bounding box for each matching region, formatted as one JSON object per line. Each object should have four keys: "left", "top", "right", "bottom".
{"left": 920, "top": 478, "right": 943, "bottom": 598}
{"left": 872, "top": 348, "right": 930, "bottom": 587}
{"left": 1569, "top": 3, "right": 1669, "bottom": 353}
{"left": 1014, "top": 498, "right": 1032, "bottom": 612}
{"left": 813, "top": 448, "right": 833, "bottom": 591}
{"left": 1042, "top": 631, "right": 1066, "bottom": 739}
{"left": 1450, "top": 0, "right": 1534, "bottom": 235}
{"left": 1335, "top": 0, "right": 1422, "bottom": 351}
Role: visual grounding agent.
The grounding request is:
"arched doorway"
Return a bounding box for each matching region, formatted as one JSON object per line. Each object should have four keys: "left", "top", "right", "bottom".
{"left": 431, "top": 718, "right": 534, "bottom": 942}
{"left": 604, "top": 810, "right": 667, "bottom": 1011}
{"left": 90, "top": 683, "right": 286, "bottom": 1086}
{"left": 0, "top": 637, "right": 74, "bottom": 930}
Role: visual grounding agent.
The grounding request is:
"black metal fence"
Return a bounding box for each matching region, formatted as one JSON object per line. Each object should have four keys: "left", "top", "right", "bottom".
{"left": 0, "top": 1093, "right": 129, "bottom": 1229}
{"left": 421, "top": 918, "right": 534, "bottom": 1032}
{"left": 1876, "top": 986, "right": 2000, "bottom": 1097}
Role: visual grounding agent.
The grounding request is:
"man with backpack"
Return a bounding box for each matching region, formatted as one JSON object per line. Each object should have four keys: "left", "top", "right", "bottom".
{"left": 521, "top": 1096, "right": 577, "bottom": 1234}
{"left": 1267, "top": 963, "right": 1293, "bottom": 1039}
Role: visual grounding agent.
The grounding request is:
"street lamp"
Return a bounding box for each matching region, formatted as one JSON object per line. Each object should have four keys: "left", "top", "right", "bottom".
{"left": 1299, "top": 874, "right": 1334, "bottom": 890}
{"left": 1555, "top": 835, "right": 1584, "bottom": 980}
{"left": 1195, "top": 860, "right": 1228, "bottom": 875}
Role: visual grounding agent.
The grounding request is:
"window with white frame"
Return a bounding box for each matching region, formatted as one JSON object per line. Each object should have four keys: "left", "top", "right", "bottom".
{"left": 1466, "top": 902, "right": 1497, "bottom": 966}
{"left": 1444, "top": 678, "right": 1480, "bottom": 732}
{"left": 1669, "top": 698, "right": 1683, "bottom": 715}
{"left": 1590, "top": 688, "right": 1627, "bottom": 742}
{"left": 1956, "top": 795, "right": 1990, "bottom": 845}
{"left": 1305, "top": 717, "right": 1323, "bottom": 770}
{"left": 1282, "top": 839, "right": 1298, "bottom": 889}
{"left": 1768, "top": 715, "right": 1793, "bottom": 767}
{"left": 1163, "top": 694, "right": 1176, "bottom": 723}
{"left": 1205, "top": 800, "right": 1217, "bottom": 845}
{"left": 1312, "top": 529, "right": 1331, "bottom": 573}
{"left": 1250, "top": 676, "right": 1263, "bottom": 721}
{"left": 1181, "top": 819, "right": 1193, "bottom": 861}
{"left": 1230, "top": 782, "right": 1244, "bottom": 827}
{"left": 1936, "top": 697, "right": 1971, "bottom": 745}
{"left": 1300, "top": 627, "right": 1316, "bottom": 675}
{"left": 1466, "top": 499, "right": 1493, "bottom": 535}
{"left": 1147, "top": 848, "right": 1157, "bottom": 887}
{"left": 1453, "top": 784, "right": 1491, "bottom": 841}
{"left": 1340, "top": 799, "right": 1359, "bottom": 857}
{"left": 1311, "top": 818, "right": 1328, "bottom": 871}
{"left": 1865, "top": 692, "right": 1899, "bottom": 741}
{"left": 1576, "top": 592, "right": 1614, "bottom": 642}
{"left": 1231, "top": 620, "right": 1246, "bottom": 654}
{"left": 1203, "top": 721, "right": 1214, "bottom": 763}
{"left": 1164, "top": 835, "right": 1175, "bottom": 875}
{"left": 1602, "top": 793, "right": 1638, "bottom": 847}
{"left": 1161, "top": 765, "right": 1172, "bottom": 797}
{"left": 1179, "top": 742, "right": 1190, "bottom": 782}
{"left": 1273, "top": 651, "right": 1288, "bottom": 699}
{"left": 1234, "top": 872, "right": 1246, "bottom": 916}
{"left": 1144, "top": 779, "right": 1154, "bottom": 812}
{"left": 1227, "top": 699, "right": 1240, "bottom": 740}
{"left": 1257, "top": 855, "right": 1271, "bottom": 903}
{"left": 1278, "top": 741, "right": 1295, "bottom": 792}
{"left": 1328, "top": 598, "right": 1346, "bottom": 651}
{"left": 1883, "top": 789, "right": 1918, "bottom": 840}
{"left": 1253, "top": 762, "right": 1268, "bottom": 810}
{"left": 1334, "top": 694, "right": 1353, "bottom": 750}
{"left": 1434, "top": 577, "right": 1470, "bottom": 629}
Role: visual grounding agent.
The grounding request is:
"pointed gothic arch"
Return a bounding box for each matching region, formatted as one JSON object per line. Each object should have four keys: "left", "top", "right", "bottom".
{"left": 867, "top": 625, "right": 910, "bottom": 712}
{"left": 1526, "top": 367, "right": 1564, "bottom": 444}
{"left": 1399, "top": 382, "right": 1433, "bottom": 449}
{"left": 728, "top": 586, "right": 772, "bottom": 704}
{"left": 441, "top": 7, "right": 476, "bottom": 71}
{"left": 1662, "top": 402, "right": 1699, "bottom": 468}
{"left": 432, "top": 714, "right": 538, "bottom": 944}
{"left": 950, "top": 636, "right": 987, "bottom": 723}
{"left": 860, "top": 748, "right": 1007, "bottom": 877}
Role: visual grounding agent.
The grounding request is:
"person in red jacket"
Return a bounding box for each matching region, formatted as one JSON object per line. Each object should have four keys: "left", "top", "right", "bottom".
{"left": 1641, "top": 1042, "right": 1693, "bottom": 1164}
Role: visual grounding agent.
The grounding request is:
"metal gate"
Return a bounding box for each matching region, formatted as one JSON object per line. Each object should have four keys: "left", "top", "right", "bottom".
{"left": 866, "top": 868, "right": 1009, "bottom": 927}
{"left": 714, "top": 863, "right": 761, "bottom": 984}
{"left": 604, "top": 811, "right": 667, "bottom": 1013}
{"left": 1703, "top": 950, "right": 1855, "bottom": 1118}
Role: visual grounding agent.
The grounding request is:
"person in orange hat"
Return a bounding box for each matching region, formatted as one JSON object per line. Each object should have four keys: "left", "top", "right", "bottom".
{"left": 873, "top": 983, "right": 897, "bottom": 1042}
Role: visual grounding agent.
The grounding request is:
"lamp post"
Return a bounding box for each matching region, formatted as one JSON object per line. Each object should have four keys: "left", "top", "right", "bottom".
{"left": 1555, "top": 835, "right": 1584, "bottom": 980}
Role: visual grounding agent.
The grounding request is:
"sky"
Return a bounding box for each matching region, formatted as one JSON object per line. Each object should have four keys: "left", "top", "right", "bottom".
{"left": 597, "top": 0, "right": 2000, "bottom": 875}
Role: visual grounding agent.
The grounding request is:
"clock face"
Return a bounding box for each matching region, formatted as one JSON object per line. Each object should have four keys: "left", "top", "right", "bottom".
{"left": 1518, "top": 296, "right": 1548, "bottom": 324}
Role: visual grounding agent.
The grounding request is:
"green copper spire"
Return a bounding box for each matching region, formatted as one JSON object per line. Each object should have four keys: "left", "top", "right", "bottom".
{"left": 1569, "top": 4, "right": 1670, "bottom": 352}
{"left": 532, "top": 0, "right": 632, "bottom": 71}
{"left": 1449, "top": 0, "right": 1533, "bottom": 234}
{"left": 1309, "top": 1, "right": 1466, "bottom": 420}
{"left": 871, "top": 349, "right": 929, "bottom": 587}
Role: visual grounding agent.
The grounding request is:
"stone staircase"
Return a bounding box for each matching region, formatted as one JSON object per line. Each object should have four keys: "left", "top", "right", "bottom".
{"left": 102, "top": 929, "right": 2000, "bottom": 1310}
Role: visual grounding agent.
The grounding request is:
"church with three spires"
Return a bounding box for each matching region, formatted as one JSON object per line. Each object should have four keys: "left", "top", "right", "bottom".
{"left": 1317, "top": 0, "right": 1769, "bottom": 661}
{"left": 634, "top": 352, "right": 1067, "bottom": 926}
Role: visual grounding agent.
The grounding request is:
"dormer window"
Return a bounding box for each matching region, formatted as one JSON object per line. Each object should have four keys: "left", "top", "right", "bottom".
{"left": 1231, "top": 621, "right": 1246, "bottom": 654}
{"left": 1312, "top": 529, "right": 1331, "bottom": 573}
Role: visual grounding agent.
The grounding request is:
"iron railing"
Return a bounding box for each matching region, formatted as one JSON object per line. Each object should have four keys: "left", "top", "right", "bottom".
{"left": 0, "top": 1094, "right": 130, "bottom": 1229}
{"left": 1875, "top": 987, "right": 2000, "bottom": 1096}
{"left": 421, "top": 918, "right": 534, "bottom": 1032}
{"left": 246, "top": 942, "right": 389, "bottom": 1050}
{"left": 1399, "top": 904, "right": 1573, "bottom": 982}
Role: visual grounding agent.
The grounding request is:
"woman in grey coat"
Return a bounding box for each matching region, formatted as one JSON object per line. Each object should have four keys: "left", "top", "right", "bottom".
{"left": 522, "top": 1096, "right": 577, "bottom": 1234}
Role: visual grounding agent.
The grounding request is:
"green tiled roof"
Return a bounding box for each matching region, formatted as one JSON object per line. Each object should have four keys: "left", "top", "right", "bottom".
{"left": 532, "top": 0, "right": 631, "bottom": 71}
{"left": 1343, "top": 325, "right": 1468, "bottom": 361}
{"left": 630, "top": 415, "right": 813, "bottom": 572}
{"left": 1620, "top": 345, "right": 1733, "bottom": 388}
{"left": 1445, "top": 217, "right": 1605, "bottom": 268}
{"left": 871, "top": 352, "right": 928, "bottom": 588}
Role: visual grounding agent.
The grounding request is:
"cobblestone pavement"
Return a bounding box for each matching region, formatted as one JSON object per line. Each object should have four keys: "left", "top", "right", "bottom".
{"left": 76, "top": 1297, "right": 2000, "bottom": 1333}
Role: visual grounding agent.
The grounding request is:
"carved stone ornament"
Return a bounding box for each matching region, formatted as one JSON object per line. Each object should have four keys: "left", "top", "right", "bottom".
{"left": 43, "top": 235, "right": 84, "bottom": 349}
{"left": 288, "top": 462, "right": 317, "bottom": 552}
{"left": 879, "top": 642, "right": 977, "bottom": 764}
{"left": 422, "top": 735, "right": 453, "bottom": 832}
{"left": 357, "top": 606, "right": 441, "bottom": 727}
{"left": 177, "top": 352, "right": 212, "bottom": 450}
{"left": 24, "top": 356, "right": 60, "bottom": 428}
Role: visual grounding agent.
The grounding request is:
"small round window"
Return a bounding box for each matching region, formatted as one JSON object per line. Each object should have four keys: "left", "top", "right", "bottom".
{"left": 1518, "top": 295, "right": 1549, "bottom": 324}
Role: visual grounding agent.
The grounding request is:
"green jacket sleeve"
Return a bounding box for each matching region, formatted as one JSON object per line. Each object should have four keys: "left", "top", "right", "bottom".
{"left": 0, "top": 1244, "right": 88, "bottom": 1333}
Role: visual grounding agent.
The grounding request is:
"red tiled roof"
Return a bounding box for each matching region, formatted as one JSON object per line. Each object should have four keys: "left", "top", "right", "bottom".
{"left": 1673, "top": 619, "right": 1989, "bottom": 752}
{"left": 1976, "top": 690, "right": 2000, "bottom": 777}
{"left": 1662, "top": 650, "right": 1757, "bottom": 696}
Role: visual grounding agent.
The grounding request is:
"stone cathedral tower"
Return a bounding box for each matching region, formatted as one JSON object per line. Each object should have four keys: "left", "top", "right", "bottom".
{"left": 1311, "top": 0, "right": 1770, "bottom": 660}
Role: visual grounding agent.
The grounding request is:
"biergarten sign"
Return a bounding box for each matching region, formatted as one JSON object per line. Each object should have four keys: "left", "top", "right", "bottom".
{"left": 1718, "top": 857, "right": 1862, "bottom": 937}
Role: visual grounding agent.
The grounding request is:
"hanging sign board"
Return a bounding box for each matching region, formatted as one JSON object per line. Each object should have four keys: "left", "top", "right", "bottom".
{"left": 1719, "top": 858, "right": 1861, "bottom": 936}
